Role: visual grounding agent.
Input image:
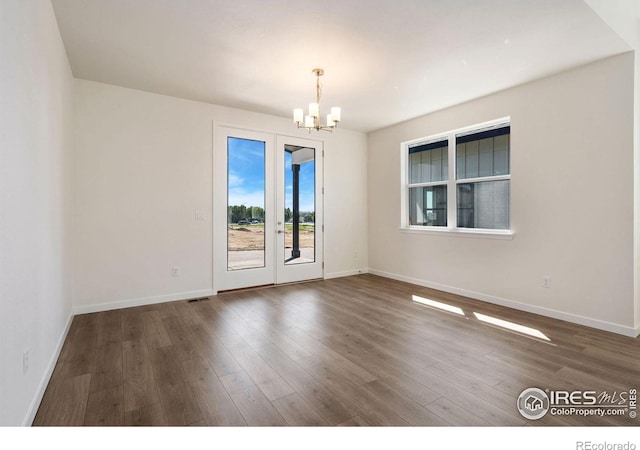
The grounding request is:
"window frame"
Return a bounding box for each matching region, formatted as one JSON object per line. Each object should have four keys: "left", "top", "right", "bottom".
{"left": 400, "top": 117, "right": 513, "bottom": 239}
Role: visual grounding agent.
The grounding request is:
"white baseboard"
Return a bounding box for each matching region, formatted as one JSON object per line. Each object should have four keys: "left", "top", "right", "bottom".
{"left": 325, "top": 268, "right": 369, "bottom": 280}
{"left": 368, "top": 268, "right": 639, "bottom": 338}
{"left": 72, "top": 289, "right": 216, "bottom": 315}
{"left": 23, "top": 310, "right": 74, "bottom": 426}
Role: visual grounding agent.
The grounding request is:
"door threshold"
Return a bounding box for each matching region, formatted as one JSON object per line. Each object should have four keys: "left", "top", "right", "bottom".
{"left": 217, "top": 283, "right": 275, "bottom": 294}
{"left": 217, "top": 278, "right": 323, "bottom": 294}
{"left": 275, "top": 278, "right": 323, "bottom": 287}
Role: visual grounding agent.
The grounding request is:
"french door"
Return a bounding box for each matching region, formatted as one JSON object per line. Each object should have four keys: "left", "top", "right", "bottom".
{"left": 213, "top": 126, "right": 323, "bottom": 292}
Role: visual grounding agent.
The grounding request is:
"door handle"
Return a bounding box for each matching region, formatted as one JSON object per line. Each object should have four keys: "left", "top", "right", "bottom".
{"left": 277, "top": 230, "right": 284, "bottom": 234}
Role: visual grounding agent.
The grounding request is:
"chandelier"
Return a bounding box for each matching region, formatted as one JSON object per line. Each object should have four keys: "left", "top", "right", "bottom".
{"left": 293, "top": 68, "right": 341, "bottom": 132}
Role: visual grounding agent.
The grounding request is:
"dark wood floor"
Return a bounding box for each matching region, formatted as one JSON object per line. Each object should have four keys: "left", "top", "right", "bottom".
{"left": 33, "top": 274, "right": 639, "bottom": 426}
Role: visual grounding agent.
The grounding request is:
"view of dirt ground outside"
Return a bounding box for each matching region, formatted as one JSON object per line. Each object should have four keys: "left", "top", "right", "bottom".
{"left": 227, "top": 223, "right": 315, "bottom": 270}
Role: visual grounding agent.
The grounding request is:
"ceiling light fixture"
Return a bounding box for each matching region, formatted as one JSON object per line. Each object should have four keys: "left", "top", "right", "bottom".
{"left": 293, "top": 68, "right": 341, "bottom": 132}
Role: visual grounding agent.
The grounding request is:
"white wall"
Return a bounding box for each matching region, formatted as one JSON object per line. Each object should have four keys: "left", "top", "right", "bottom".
{"left": 0, "top": 0, "right": 74, "bottom": 426}
{"left": 367, "top": 53, "right": 636, "bottom": 336}
{"left": 73, "top": 79, "right": 368, "bottom": 312}
{"left": 585, "top": 0, "right": 640, "bottom": 344}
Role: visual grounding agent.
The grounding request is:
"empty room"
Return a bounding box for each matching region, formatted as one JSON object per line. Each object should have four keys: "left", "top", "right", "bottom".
{"left": 1, "top": 0, "right": 639, "bottom": 445}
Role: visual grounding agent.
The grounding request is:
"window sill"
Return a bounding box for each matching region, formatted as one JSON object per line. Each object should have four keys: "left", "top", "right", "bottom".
{"left": 400, "top": 227, "right": 514, "bottom": 240}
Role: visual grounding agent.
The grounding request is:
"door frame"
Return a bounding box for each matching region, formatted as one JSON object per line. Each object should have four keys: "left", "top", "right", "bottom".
{"left": 212, "top": 123, "right": 324, "bottom": 293}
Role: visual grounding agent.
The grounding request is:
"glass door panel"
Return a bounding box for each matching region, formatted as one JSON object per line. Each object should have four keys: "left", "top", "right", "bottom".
{"left": 227, "top": 137, "right": 266, "bottom": 270}
{"left": 284, "top": 146, "right": 315, "bottom": 266}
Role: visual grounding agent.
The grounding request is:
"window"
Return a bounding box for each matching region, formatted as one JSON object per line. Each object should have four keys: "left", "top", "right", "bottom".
{"left": 402, "top": 119, "right": 511, "bottom": 235}
{"left": 456, "top": 126, "right": 510, "bottom": 229}
{"left": 407, "top": 140, "right": 448, "bottom": 226}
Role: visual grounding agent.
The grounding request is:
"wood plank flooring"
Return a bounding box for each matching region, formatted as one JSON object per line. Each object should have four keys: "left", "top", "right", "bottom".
{"left": 33, "top": 274, "right": 640, "bottom": 426}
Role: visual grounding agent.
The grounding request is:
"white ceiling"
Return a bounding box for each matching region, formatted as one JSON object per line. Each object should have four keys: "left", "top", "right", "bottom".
{"left": 51, "top": 0, "right": 630, "bottom": 132}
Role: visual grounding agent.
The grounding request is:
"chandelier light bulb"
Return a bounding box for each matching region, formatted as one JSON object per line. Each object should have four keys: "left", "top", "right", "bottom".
{"left": 326, "top": 113, "right": 335, "bottom": 127}
{"left": 304, "top": 115, "right": 314, "bottom": 128}
{"left": 330, "top": 106, "right": 341, "bottom": 123}
{"left": 309, "top": 102, "right": 319, "bottom": 118}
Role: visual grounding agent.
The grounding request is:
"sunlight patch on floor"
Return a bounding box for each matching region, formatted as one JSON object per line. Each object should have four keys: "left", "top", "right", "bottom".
{"left": 473, "top": 312, "right": 551, "bottom": 341}
{"left": 412, "top": 295, "right": 465, "bottom": 316}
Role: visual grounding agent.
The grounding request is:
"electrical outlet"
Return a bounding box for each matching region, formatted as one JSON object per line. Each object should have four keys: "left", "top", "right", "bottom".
{"left": 542, "top": 276, "right": 551, "bottom": 288}
{"left": 171, "top": 266, "right": 180, "bottom": 277}
{"left": 22, "top": 349, "right": 29, "bottom": 375}
{"left": 195, "top": 210, "right": 205, "bottom": 221}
